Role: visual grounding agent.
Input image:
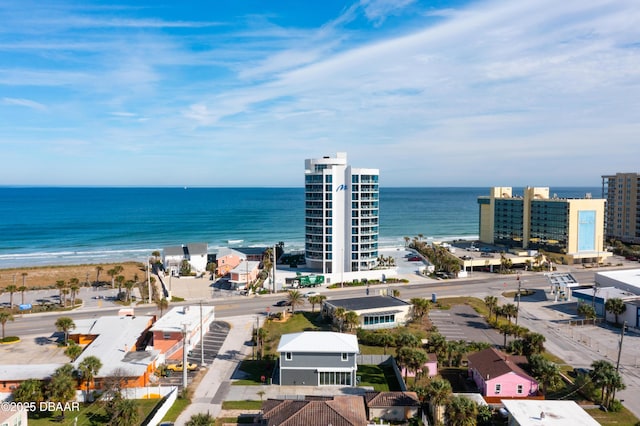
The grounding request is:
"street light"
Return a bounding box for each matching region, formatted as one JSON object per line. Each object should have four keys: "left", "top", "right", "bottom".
{"left": 515, "top": 272, "right": 522, "bottom": 326}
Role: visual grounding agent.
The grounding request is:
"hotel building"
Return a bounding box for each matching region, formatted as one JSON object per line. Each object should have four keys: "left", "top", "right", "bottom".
{"left": 601, "top": 173, "right": 640, "bottom": 244}
{"left": 304, "top": 152, "right": 379, "bottom": 274}
{"left": 478, "top": 187, "right": 608, "bottom": 264}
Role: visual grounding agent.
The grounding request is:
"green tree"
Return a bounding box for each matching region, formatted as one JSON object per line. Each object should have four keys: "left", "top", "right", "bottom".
{"left": 12, "top": 378, "right": 45, "bottom": 406}
{"left": 124, "top": 280, "right": 135, "bottom": 303}
{"left": 590, "top": 359, "right": 625, "bottom": 409}
{"left": 498, "top": 322, "right": 516, "bottom": 348}
{"left": 333, "top": 307, "right": 346, "bottom": 332}
{"left": 95, "top": 265, "right": 103, "bottom": 286}
{"left": 446, "top": 395, "right": 478, "bottom": 426}
{"left": 17, "top": 285, "right": 28, "bottom": 305}
{"left": 108, "top": 396, "right": 140, "bottom": 426}
{"left": 307, "top": 294, "right": 327, "bottom": 312}
{"left": 522, "top": 332, "right": 546, "bottom": 356}
{"left": 577, "top": 303, "right": 597, "bottom": 320}
{"left": 344, "top": 311, "right": 360, "bottom": 332}
{"left": 529, "top": 354, "right": 562, "bottom": 396}
{"left": 180, "top": 259, "right": 192, "bottom": 276}
{"left": 55, "top": 316, "right": 76, "bottom": 346}
{"left": 396, "top": 331, "right": 421, "bottom": 349}
{"left": 378, "top": 330, "right": 395, "bottom": 355}
{"left": 502, "top": 303, "right": 518, "bottom": 323}
{"left": 186, "top": 412, "right": 216, "bottom": 426}
{"left": 287, "top": 290, "right": 304, "bottom": 314}
{"left": 484, "top": 295, "right": 498, "bottom": 321}
{"left": 422, "top": 377, "right": 452, "bottom": 425}
{"left": 46, "top": 364, "right": 76, "bottom": 418}
{"left": 0, "top": 312, "right": 14, "bottom": 340}
{"left": 410, "top": 297, "right": 431, "bottom": 320}
{"left": 397, "top": 347, "right": 428, "bottom": 381}
{"left": 605, "top": 298, "right": 626, "bottom": 325}
{"left": 78, "top": 355, "right": 102, "bottom": 402}
{"left": 55, "top": 280, "right": 67, "bottom": 305}
{"left": 64, "top": 341, "right": 83, "bottom": 361}
{"left": 5, "top": 284, "right": 17, "bottom": 308}
{"left": 115, "top": 275, "right": 126, "bottom": 299}
{"left": 69, "top": 278, "right": 80, "bottom": 305}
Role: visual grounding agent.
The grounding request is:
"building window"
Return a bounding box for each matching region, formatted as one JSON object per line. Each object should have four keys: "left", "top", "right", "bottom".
{"left": 495, "top": 384, "right": 501, "bottom": 394}
{"left": 163, "top": 332, "right": 171, "bottom": 339}
{"left": 342, "top": 353, "right": 348, "bottom": 361}
{"left": 285, "top": 352, "right": 292, "bottom": 361}
{"left": 517, "top": 384, "right": 523, "bottom": 394}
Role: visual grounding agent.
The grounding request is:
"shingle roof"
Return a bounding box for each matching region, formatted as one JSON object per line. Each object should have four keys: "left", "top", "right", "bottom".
{"left": 261, "top": 396, "right": 367, "bottom": 426}
{"left": 186, "top": 242, "right": 208, "bottom": 255}
{"left": 467, "top": 348, "right": 535, "bottom": 382}
{"left": 364, "top": 391, "right": 420, "bottom": 407}
{"left": 277, "top": 331, "right": 359, "bottom": 353}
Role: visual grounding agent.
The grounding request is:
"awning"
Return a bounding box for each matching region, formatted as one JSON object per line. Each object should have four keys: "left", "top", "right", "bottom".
{"left": 363, "top": 310, "right": 401, "bottom": 316}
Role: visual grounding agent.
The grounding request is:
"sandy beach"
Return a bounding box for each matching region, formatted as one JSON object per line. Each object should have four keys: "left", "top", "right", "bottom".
{"left": 0, "top": 262, "right": 146, "bottom": 290}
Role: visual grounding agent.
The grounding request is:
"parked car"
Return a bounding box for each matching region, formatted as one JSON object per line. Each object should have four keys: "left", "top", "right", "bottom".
{"left": 274, "top": 300, "right": 291, "bottom": 307}
{"left": 303, "top": 291, "right": 320, "bottom": 298}
{"left": 407, "top": 256, "right": 422, "bottom": 261}
{"left": 166, "top": 362, "right": 198, "bottom": 372}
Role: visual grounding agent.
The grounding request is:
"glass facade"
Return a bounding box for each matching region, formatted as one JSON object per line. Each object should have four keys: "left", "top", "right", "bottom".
{"left": 318, "top": 371, "right": 352, "bottom": 386}
{"left": 494, "top": 199, "right": 524, "bottom": 247}
{"left": 529, "top": 201, "right": 568, "bottom": 253}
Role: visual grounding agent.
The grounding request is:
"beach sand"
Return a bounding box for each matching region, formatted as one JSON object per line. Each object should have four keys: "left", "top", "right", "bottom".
{"left": 0, "top": 262, "right": 146, "bottom": 290}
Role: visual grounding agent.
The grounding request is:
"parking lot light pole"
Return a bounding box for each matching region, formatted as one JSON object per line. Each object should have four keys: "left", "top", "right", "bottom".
{"left": 515, "top": 273, "right": 522, "bottom": 326}
{"left": 182, "top": 323, "right": 188, "bottom": 390}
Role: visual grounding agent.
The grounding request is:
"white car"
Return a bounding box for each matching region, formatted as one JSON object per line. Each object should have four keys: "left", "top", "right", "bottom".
{"left": 303, "top": 291, "right": 320, "bottom": 298}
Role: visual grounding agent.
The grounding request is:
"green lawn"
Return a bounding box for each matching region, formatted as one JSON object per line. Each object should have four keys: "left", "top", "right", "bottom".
{"left": 357, "top": 365, "right": 390, "bottom": 391}
{"left": 222, "top": 400, "right": 263, "bottom": 410}
{"left": 586, "top": 407, "right": 639, "bottom": 426}
{"left": 27, "top": 399, "right": 159, "bottom": 426}
{"left": 160, "top": 396, "right": 191, "bottom": 423}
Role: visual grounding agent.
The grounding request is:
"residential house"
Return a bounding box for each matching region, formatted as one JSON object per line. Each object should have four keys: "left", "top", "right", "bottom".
{"left": 162, "top": 243, "right": 209, "bottom": 276}
{"left": 229, "top": 260, "right": 260, "bottom": 291}
{"left": 150, "top": 305, "right": 215, "bottom": 361}
{"left": 467, "top": 348, "right": 538, "bottom": 402}
{"left": 260, "top": 395, "right": 368, "bottom": 426}
{"left": 400, "top": 352, "right": 437, "bottom": 378}
{"left": 364, "top": 391, "right": 420, "bottom": 422}
{"left": 277, "top": 331, "right": 359, "bottom": 386}
{"left": 0, "top": 406, "right": 28, "bottom": 426}
{"left": 322, "top": 296, "right": 412, "bottom": 330}
{"left": 215, "top": 247, "right": 246, "bottom": 277}
{"left": 502, "top": 400, "right": 599, "bottom": 426}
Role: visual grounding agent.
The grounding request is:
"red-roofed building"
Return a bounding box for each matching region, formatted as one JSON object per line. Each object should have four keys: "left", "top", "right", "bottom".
{"left": 467, "top": 348, "right": 538, "bottom": 401}
{"left": 260, "top": 395, "right": 368, "bottom": 426}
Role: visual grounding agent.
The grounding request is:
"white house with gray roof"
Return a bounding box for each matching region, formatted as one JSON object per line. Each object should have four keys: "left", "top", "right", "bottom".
{"left": 322, "top": 295, "right": 412, "bottom": 329}
{"left": 277, "top": 331, "right": 359, "bottom": 386}
{"left": 162, "top": 242, "right": 209, "bottom": 276}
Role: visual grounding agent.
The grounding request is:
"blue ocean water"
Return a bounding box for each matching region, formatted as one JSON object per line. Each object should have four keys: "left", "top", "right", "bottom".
{"left": 0, "top": 187, "right": 600, "bottom": 268}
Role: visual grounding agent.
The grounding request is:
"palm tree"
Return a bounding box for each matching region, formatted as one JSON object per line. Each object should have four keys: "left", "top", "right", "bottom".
{"left": 483, "top": 296, "right": 498, "bottom": 321}
{"left": 55, "top": 316, "right": 76, "bottom": 346}
{"left": 17, "top": 285, "right": 27, "bottom": 305}
{"left": 333, "top": 307, "right": 346, "bottom": 332}
{"left": 46, "top": 364, "right": 76, "bottom": 419}
{"left": 410, "top": 297, "right": 431, "bottom": 320}
{"left": 95, "top": 266, "right": 103, "bottom": 286}
{"left": 307, "top": 294, "right": 327, "bottom": 312}
{"left": 287, "top": 290, "right": 304, "bottom": 313}
{"left": 577, "top": 303, "right": 597, "bottom": 320}
{"left": 12, "top": 378, "right": 44, "bottom": 405}
{"left": 124, "top": 280, "right": 135, "bottom": 303}
{"left": 78, "top": 355, "right": 102, "bottom": 402}
{"left": 446, "top": 395, "right": 479, "bottom": 426}
{"left": 605, "top": 298, "right": 626, "bottom": 325}
{"left": 115, "top": 275, "right": 126, "bottom": 299}
{"left": 5, "top": 284, "right": 17, "bottom": 308}
{"left": 344, "top": 311, "right": 359, "bottom": 332}
{"left": 523, "top": 332, "right": 546, "bottom": 356}
{"left": 529, "top": 354, "right": 562, "bottom": 396}
{"left": 64, "top": 342, "right": 83, "bottom": 361}
{"left": 55, "top": 280, "right": 67, "bottom": 305}
{"left": 396, "top": 331, "right": 420, "bottom": 349}
{"left": 69, "top": 278, "right": 80, "bottom": 305}
{"left": 423, "top": 377, "right": 452, "bottom": 425}
{"left": 502, "top": 303, "right": 518, "bottom": 323}
{"left": 498, "top": 323, "right": 516, "bottom": 348}
{"left": 0, "top": 312, "right": 15, "bottom": 339}
{"left": 156, "top": 298, "right": 169, "bottom": 317}
{"left": 590, "top": 359, "right": 625, "bottom": 409}
{"left": 378, "top": 330, "right": 395, "bottom": 355}
{"left": 110, "top": 397, "right": 140, "bottom": 426}
{"left": 256, "top": 327, "right": 268, "bottom": 359}
{"left": 186, "top": 412, "right": 216, "bottom": 426}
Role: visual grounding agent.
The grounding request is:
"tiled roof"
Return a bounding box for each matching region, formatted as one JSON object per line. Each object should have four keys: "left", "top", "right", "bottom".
{"left": 261, "top": 396, "right": 367, "bottom": 426}
{"left": 364, "top": 391, "right": 420, "bottom": 407}
{"left": 467, "top": 348, "right": 535, "bottom": 382}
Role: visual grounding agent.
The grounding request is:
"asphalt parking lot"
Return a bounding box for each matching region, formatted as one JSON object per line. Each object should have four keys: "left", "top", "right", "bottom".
{"left": 429, "top": 304, "right": 503, "bottom": 346}
{"left": 159, "top": 320, "right": 230, "bottom": 389}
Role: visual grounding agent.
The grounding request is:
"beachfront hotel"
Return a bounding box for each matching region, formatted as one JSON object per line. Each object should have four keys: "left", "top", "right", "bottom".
{"left": 602, "top": 172, "right": 640, "bottom": 244}
{"left": 477, "top": 187, "right": 610, "bottom": 264}
{"left": 304, "top": 152, "right": 379, "bottom": 274}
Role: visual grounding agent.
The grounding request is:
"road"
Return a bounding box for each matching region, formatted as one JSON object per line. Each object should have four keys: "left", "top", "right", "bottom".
{"left": 5, "top": 267, "right": 640, "bottom": 419}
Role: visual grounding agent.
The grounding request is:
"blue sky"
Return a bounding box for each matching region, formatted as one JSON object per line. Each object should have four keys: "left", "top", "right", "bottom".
{"left": 1, "top": 0, "right": 638, "bottom": 187}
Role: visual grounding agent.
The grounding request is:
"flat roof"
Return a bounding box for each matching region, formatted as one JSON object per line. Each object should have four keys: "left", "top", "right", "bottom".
{"left": 573, "top": 286, "right": 637, "bottom": 300}
{"left": 546, "top": 272, "right": 580, "bottom": 288}
{"left": 151, "top": 305, "right": 215, "bottom": 333}
{"left": 502, "top": 400, "right": 599, "bottom": 426}
{"left": 596, "top": 269, "right": 640, "bottom": 287}
{"left": 0, "top": 363, "right": 65, "bottom": 381}
{"left": 277, "top": 332, "right": 359, "bottom": 353}
{"left": 74, "top": 315, "right": 159, "bottom": 377}
{"left": 325, "top": 296, "right": 410, "bottom": 311}
{"left": 229, "top": 260, "right": 260, "bottom": 274}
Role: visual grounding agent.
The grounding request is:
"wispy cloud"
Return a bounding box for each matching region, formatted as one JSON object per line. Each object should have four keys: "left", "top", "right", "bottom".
{"left": 2, "top": 97, "right": 47, "bottom": 111}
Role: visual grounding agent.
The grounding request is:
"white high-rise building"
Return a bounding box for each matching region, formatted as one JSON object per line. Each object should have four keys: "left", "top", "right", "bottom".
{"left": 304, "top": 152, "right": 379, "bottom": 274}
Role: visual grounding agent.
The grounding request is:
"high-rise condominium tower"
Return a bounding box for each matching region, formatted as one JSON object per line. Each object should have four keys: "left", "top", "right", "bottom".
{"left": 304, "top": 152, "right": 379, "bottom": 274}
{"left": 602, "top": 173, "right": 640, "bottom": 244}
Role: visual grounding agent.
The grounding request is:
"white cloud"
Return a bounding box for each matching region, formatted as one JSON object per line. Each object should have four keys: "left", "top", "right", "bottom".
{"left": 2, "top": 97, "right": 47, "bottom": 111}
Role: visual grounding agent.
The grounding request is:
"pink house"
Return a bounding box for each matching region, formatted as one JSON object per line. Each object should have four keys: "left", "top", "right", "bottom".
{"left": 400, "top": 353, "right": 438, "bottom": 378}
{"left": 467, "top": 348, "right": 538, "bottom": 402}
{"left": 216, "top": 248, "right": 245, "bottom": 276}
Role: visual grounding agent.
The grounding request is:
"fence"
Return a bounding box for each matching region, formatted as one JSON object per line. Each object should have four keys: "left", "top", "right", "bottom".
{"left": 141, "top": 386, "right": 178, "bottom": 426}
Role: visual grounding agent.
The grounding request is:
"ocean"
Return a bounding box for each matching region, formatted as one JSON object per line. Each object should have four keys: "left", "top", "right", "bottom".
{"left": 0, "top": 186, "right": 600, "bottom": 268}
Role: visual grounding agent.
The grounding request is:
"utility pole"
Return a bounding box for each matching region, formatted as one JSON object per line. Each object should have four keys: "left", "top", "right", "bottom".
{"left": 182, "top": 323, "right": 188, "bottom": 390}
{"left": 147, "top": 261, "right": 152, "bottom": 304}
{"left": 199, "top": 300, "right": 204, "bottom": 366}
{"left": 515, "top": 274, "right": 522, "bottom": 326}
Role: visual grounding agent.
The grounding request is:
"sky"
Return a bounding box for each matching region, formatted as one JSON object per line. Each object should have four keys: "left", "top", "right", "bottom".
{"left": 1, "top": 0, "right": 639, "bottom": 187}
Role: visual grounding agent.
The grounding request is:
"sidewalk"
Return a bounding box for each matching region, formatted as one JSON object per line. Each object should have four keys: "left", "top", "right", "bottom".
{"left": 175, "top": 314, "right": 256, "bottom": 425}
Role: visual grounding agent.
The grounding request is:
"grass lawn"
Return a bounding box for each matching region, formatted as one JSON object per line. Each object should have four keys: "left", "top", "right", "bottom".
{"left": 586, "top": 407, "right": 639, "bottom": 425}
{"left": 160, "top": 396, "right": 191, "bottom": 423}
{"left": 234, "top": 359, "right": 276, "bottom": 385}
{"left": 435, "top": 296, "right": 488, "bottom": 317}
{"left": 27, "top": 399, "right": 159, "bottom": 426}
{"left": 357, "top": 364, "right": 390, "bottom": 391}
{"left": 222, "top": 400, "right": 263, "bottom": 410}
{"left": 261, "top": 312, "right": 331, "bottom": 356}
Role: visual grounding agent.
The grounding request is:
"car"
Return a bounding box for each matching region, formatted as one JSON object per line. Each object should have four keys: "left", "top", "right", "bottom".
{"left": 303, "top": 291, "right": 320, "bottom": 298}
{"left": 407, "top": 256, "right": 422, "bottom": 262}
{"left": 274, "top": 300, "right": 291, "bottom": 307}
{"left": 460, "top": 255, "right": 472, "bottom": 260}
{"left": 166, "top": 362, "right": 198, "bottom": 372}
{"left": 573, "top": 367, "right": 591, "bottom": 377}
